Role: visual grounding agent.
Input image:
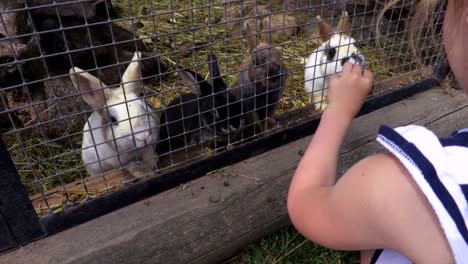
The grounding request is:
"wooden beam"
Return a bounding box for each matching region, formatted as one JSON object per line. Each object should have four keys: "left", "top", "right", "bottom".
{"left": 0, "top": 136, "right": 44, "bottom": 249}
{"left": 1, "top": 87, "right": 467, "bottom": 264}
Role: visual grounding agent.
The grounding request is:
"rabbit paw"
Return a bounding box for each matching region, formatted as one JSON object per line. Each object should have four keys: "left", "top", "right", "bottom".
{"left": 144, "top": 156, "right": 158, "bottom": 172}
{"left": 312, "top": 93, "right": 328, "bottom": 112}
{"left": 141, "top": 148, "right": 158, "bottom": 172}
{"left": 266, "top": 117, "right": 277, "bottom": 130}
{"left": 316, "top": 102, "right": 328, "bottom": 112}
{"left": 127, "top": 164, "right": 144, "bottom": 178}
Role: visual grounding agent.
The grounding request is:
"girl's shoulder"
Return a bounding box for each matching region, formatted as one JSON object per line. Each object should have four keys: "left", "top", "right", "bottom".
{"left": 375, "top": 124, "right": 468, "bottom": 263}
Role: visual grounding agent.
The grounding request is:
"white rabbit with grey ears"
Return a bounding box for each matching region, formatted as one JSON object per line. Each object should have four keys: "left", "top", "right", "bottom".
{"left": 70, "top": 52, "right": 159, "bottom": 180}
{"left": 304, "top": 11, "right": 365, "bottom": 112}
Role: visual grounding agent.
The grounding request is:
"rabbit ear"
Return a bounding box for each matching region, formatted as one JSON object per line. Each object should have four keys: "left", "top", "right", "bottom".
{"left": 70, "top": 67, "right": 107, "bottom": 109}
{"left": 178, "top": 70, "right": 202, "bottom": 96}
{"left": 261, "top": 19, "right": 272, "bottom": 44}
{"left": 244, "top": 22, "right": 257, "bottom": 53}
{"left": 121, "top": 52, "right": 144, "bottom": 95}
{"left": 317, "top": 15, "right": 332, "bottom": 43}
{"left": 336, "top": 11, "right": 351, "bottom": 34}
{"left": 207, "top": 52, "right": 227, "bottom": 92}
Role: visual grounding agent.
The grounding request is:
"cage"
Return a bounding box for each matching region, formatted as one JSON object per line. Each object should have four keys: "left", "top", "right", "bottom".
{"left": 0, "top": 0, "right": 448, "bottom": 249}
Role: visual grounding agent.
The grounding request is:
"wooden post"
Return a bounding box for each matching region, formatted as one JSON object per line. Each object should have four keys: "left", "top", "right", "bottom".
{"left": 0, "top": 135, "right": 44, "bottom": 250}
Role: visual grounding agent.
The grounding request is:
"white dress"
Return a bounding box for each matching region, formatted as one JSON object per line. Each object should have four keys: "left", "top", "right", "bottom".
{"left": 371, "top": 125, "right": 468, "bottom": 263}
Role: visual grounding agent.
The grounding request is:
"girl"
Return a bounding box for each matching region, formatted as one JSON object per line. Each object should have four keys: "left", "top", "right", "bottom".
{"left": 287, "top": 0, "right": 468, "bottom": 263}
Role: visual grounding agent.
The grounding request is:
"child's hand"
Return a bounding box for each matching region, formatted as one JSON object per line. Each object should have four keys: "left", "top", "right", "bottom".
{"left": 326, "top": 62, "right": 373, "bottom": 120}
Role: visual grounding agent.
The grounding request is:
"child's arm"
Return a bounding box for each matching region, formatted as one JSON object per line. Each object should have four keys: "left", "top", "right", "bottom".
{"left": 287, "top": 64, "right": 393, "bottom": 249}
{"left": 288, "top": 63, "right": 381, "bottom": 249}
{"left": 287, "top": 64, "right": 449, "bottom": 259}
{"left": 289, "top": 63, "right": 373, "bottom": 192}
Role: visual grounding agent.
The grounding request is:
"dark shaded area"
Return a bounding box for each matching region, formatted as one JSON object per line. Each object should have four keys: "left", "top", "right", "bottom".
{"left": 0, "top": 0, "right": 167, "bottom": 134}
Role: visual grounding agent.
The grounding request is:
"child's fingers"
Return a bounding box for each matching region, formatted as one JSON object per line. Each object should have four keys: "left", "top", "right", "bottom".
{"left": 363, "top": 69, "right": 373, "bottom": 80}
{"left": 352, "top": 64, "right": 363, "bottom": 74}
{"left": 329, "top": 74, "right": 339, "bottom": 82}
{"left": 342, "top": 62, "right": 353, "bottom": 74}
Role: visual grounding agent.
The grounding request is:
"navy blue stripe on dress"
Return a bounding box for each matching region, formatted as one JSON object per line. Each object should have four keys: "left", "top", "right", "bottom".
{"left": 460, "top": 184, "right": 468, "bottom": 203}
{"left": 440, "top": 128, "right": 468, "bottom": 147}
{"left": 379, "top": 125, "right": 468, "bottom": 245}
{"left": 453, "top": 128, "right": 468, "bottom": 135}
{"left": 439, "top": 133, "right": 468, "bottom": 147}
{"left": 369, "top": 249, "right": 383, "bottom": 264}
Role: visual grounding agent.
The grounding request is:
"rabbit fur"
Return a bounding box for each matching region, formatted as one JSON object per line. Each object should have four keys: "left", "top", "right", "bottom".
{"left": 304, "top": 11, "right": 365, "bottom": 112}
{"left": 231, "top": 20, "right": 288, "bottom": 136}
{"left": 70, "top": 52, "right": 159, "bottom": 179}
{"left": 159, "top": 52, "right": 243, "bottom": 153}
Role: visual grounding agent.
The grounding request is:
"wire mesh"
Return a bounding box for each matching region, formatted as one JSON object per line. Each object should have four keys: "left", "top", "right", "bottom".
{"left": 0, "top": 0, "right": 446, "bottom": 217}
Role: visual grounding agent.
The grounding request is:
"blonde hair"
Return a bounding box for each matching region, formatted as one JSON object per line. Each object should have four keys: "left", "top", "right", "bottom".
{"left": 376, "top": 0, "right": 448, "bottom": 63}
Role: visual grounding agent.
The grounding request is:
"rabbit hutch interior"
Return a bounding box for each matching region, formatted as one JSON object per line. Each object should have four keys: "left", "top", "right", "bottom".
{"left": 0, "top": 0, "right": 452, "bottom": 260}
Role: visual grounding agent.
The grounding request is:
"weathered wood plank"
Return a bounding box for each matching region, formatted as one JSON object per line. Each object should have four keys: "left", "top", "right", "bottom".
{"left": 341, "top": 87, "right": 466, "bottom": 153}
{"left": 338, "top": 105, "right": 468, "bottom": 176}
{"left": 1, "top": 87, "right": 467, "bottom": 264}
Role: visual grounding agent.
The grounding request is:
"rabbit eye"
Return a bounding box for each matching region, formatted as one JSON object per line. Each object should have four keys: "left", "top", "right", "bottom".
{"left": 110, "top": 116, "right": 118, "bottom": 125}
{"left": 326, "top": 47, "right": 336, "bottom": 61}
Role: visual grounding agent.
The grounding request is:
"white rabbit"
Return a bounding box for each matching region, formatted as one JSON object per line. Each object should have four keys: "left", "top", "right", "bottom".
{"left": 70, "top": 52, "right": 159, "bottom": 180}
{"left": 304, "top": 11, "right": 365, "bottom": 112}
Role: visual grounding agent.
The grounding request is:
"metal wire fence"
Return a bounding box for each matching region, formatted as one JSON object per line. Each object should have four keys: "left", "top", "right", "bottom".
{"left": 0, "top": 0, "right": 446, "bottom": 219}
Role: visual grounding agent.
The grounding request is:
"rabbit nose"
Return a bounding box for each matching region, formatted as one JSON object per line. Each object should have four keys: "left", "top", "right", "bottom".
{"left": 352, "top": 54, "right": 365, "bottom": 65}
{"left": 359, "top": 56, "right": 366, "bottom": 66}
{"left": 135, "top": 131, "right": 151, "bottom": 142}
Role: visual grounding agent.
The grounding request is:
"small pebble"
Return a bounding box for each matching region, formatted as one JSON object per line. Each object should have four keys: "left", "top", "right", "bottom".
{"left": 298, "top": 149, "right": 304, "bottom": 156}
{"left": 209, "top": 194, "right": 220, "bottom": 203}
{"left": 223, "top": 181, "right": 230, "bottom": 187}
{"left": 200, "top": 186, "right": 205, "bottom": 190}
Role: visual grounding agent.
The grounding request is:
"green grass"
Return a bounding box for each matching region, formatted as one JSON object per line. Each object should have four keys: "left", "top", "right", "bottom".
{"left": 226, "top": 226, "right": 359, "bottom": 264}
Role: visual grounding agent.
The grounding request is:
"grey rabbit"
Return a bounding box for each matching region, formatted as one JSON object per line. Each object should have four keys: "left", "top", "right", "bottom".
{"left": 231, "top": 20, "right": 288, "bottom": 139}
